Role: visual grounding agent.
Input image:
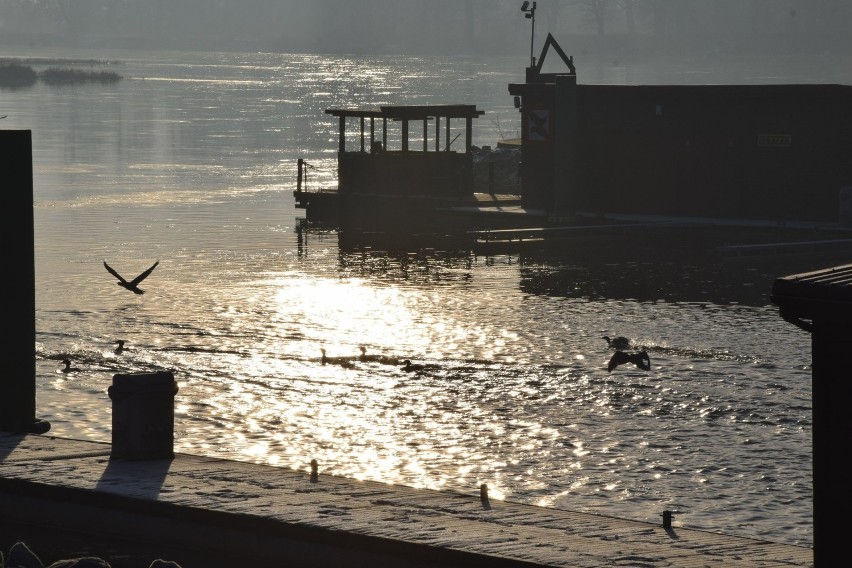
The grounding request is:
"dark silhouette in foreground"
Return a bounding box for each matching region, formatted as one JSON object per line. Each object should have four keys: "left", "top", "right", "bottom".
{"left": 603, "top": 335, "right": 631, "bottom": 350}
{"left": 6, "top": 540, "right": 182, "bottom": 568}
{"left": 607, "top": 350, "right": 651, "bottom": 373}
{"left": 104, "top": 260, "right": 159, "bottom": 295}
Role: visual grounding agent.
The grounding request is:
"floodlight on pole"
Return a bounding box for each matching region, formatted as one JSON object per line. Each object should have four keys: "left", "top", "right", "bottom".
{"left": 521, "top": 1, "right": 537, "bottom": 67}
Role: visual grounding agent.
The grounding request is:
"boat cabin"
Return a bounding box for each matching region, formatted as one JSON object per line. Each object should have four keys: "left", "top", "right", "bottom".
{"left": 322, "top": 104, "right": 483, "bottom": 199}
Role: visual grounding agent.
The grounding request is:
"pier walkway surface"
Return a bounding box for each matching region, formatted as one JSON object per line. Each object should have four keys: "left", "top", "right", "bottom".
{"left": 1, "top": 433, "right": 813, "bottom": 568}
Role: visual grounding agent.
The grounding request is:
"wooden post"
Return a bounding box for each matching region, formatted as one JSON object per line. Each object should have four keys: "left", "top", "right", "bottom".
{"left": 402, "top": 120, "right": 409, "bottom": 153}
{"left": 383, "top": 118, "right": 388, "bottom": 151}
{"left": 445, "top": 118, "right": 451, "bottom": 151}
{"left": 338, "top": 116, "right": 345, "bottom": 153}
{"left": 465, "top": 117, "right": 473, "bottom": 153}
{"left": 370, "top": 117, "right": 375, "bottom": 148}
{"left": 772, "top": 265, "right": 852, "bottom": 568}
{"left": 0, "top": 130, "right": 48, "bottom": 434}
{"left": 422, "top": 118, "right": 428, "bottom": 152}
{"left": 435, "top": 116, "right": 441, "bottom": 151}
{"left": 811, "top": 319, "right": 852, "bottom": 566}
{"left": 360, "top": 116, "right": 365, "bottom": 152}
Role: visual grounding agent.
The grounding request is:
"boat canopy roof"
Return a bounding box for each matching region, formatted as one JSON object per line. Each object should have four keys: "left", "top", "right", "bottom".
{"left": 326, "top": 104, "right": 483, "bottom": 120}
{"left": 325, "top": 104, "right": 484, "bottom": 154}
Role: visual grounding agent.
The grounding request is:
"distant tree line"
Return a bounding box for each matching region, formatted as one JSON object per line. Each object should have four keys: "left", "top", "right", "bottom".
{"left": 0, "top": 0, "right": 848, "bottom": 55}
{"left": 0, "top": 61, "right": 121, "bottom": 87}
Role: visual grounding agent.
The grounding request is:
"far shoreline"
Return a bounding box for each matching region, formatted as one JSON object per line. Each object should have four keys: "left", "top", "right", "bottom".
{"left": 0, "top": 59, "right": 122, "bottom": 87}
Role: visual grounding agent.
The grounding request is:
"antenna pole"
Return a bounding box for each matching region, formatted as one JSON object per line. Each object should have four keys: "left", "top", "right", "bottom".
{"left": 522, "top": 2, "right": 537, "bottom": 67}
{"left": 531, "top": 3, "right": 536, "bottom": 67}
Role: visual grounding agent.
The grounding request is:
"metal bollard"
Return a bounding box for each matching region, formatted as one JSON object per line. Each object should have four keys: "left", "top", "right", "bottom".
{"left": 108, "top": 371, "right": 178, "bottom": 460}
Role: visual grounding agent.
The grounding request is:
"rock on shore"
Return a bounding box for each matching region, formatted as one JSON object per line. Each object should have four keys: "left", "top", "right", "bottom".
{"left": 3, "top": 541, "right": 181, "bottom": 568}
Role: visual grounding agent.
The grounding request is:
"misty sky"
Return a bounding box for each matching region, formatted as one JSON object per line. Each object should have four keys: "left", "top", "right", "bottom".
{"left": 1, "top": 0, "right": 851, "bottom": 57}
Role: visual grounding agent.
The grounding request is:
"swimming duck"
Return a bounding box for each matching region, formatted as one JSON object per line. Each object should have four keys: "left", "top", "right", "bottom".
{"left": 607, "top": 350, "right": 651, "bottom": 373}
{"left": 359, "top": 345, "right": 379, "bottom": 362}
{"left": 61, "top": 359, "right": 80, "bottom": 373}
{"left": 103, "top": 260, "right": 159, "bottom": 295}
{"left": 401, "top": 359, "right": 425, "bottom": 372}
{"left": 358, "top": 346, "right": 401, "bottom": 365}
{"left": 603, "top": 335, "right": 631, "bottom": 350}
{"left": 320, "top": 348, "right": 355, "bottom": 369}
{"left": 114, "top": 340, "right": 126, "bottom": 354}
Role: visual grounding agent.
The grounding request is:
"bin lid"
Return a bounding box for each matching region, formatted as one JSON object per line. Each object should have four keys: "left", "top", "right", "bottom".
{"left": 112, "top": 371, "right": 175, "bottom": 387}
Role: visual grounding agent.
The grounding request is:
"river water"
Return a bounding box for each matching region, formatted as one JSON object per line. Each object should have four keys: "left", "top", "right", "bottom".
{"left": 5, "top": 44, "right": 851, "bottom": 548}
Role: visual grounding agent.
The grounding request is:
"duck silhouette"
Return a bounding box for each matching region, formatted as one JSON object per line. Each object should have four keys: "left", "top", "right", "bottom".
{"left": 401, "top": 359, "right": 425, "bottom": 372}
{"left": 358, "top": 346, "right": 380, "bottom": 362}
{"left": 60, "top": 359, "right": 80, "bottom": 373}
{"left": 359, "top": 346, "right": 401, "bottom": 365}
{"left": 607, "top": 350, "right": 651, "bottom": 372}
{"left": 104, "top": 260, "right": 159, "bottom": 295}
{"left": 320, "top": 348, "right": 355, "bottom": 369}
{"left": 114, "top": 340, "right": 126, "bottom": 354}
{"left": 603, "top": 335, "right": 631, "bottom": 350}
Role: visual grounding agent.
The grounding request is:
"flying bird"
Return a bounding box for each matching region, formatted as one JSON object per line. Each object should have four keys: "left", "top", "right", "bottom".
{"left": 603, "top": 335, "right": 631, "bottom": 350}
{"left": 104, "top": 260, "right": 159, "bottom": 295}
{"left": 607, "top": 350, "right": 651, "bottom": 373}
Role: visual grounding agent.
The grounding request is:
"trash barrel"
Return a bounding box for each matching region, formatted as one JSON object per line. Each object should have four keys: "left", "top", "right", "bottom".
{"left": 108, "top": 371, "right": 178, "bottom": 460}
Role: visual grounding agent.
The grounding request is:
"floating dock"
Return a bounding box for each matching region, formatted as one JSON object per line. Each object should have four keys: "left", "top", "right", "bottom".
{"left": 1, "top": 433, "right": 812, "bottom": 567}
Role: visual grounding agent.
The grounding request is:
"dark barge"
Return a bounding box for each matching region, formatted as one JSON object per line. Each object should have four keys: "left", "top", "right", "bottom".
{"left": 294, "top": 34, "right": 852, "bottom": 244}
{"left": 511, "top": 35, "right": 852, "bottom": 225}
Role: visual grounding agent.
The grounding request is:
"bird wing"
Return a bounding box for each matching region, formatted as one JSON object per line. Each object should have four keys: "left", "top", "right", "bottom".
{"left": 103, "top": 261, "right": 127, "bottom": 284}
{"left": 130, "top": 260, "right": 159, "bottom": 286}
{"left": 635, "top": 351, "right": 651, "bottom": 371}
{"left": 607, "top": 351, "right": 629, "bottom": 372}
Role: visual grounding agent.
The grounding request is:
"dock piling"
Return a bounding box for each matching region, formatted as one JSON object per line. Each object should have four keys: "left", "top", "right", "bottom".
{"left": 480, "top": 483, "right": 489, "bottom": 507}
{"left": 310, "top": 458, "right": 319, "bottom": 483}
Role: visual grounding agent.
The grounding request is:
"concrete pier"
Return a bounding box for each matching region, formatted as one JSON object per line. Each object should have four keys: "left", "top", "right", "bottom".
{"left": 1, "top": 433, "right": 812, "bottom": 567}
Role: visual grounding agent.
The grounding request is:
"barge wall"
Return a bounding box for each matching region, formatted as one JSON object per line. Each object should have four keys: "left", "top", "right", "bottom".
{"left": 512, "top": 80, "right": 852, "bottom": 224}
